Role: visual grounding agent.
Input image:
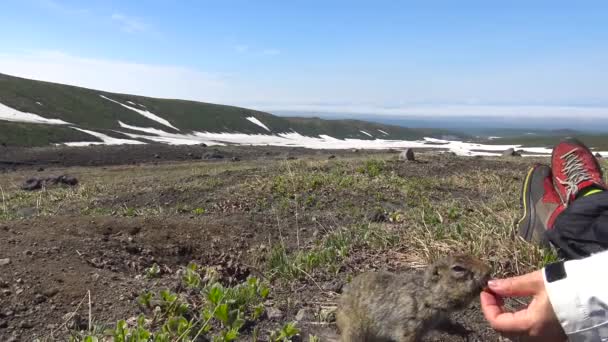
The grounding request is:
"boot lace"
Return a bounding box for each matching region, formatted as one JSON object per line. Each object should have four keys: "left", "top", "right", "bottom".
{"left": 556, "top": 148, "right": 592, "bottom": 204}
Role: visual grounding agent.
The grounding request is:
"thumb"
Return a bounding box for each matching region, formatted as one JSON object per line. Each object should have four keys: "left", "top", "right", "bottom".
{"left": 488, "top": 270, "right": 544, "bottom": 297}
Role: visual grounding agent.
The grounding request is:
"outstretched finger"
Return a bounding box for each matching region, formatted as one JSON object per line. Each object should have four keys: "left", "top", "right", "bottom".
{"left": 488, "top": 270, "right": 543, "bottom": 297}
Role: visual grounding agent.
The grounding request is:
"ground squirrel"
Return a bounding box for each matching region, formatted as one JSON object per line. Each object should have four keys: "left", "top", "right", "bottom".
{"left": 336, "top": 254, "right": 491, "bottom": 342}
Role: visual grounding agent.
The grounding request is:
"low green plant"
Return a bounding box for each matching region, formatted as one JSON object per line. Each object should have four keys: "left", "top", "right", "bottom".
{"left": 76, "top": 264, "right": 277, "bottom": 341}
{"left": 145, "top": 263, "right": 161, "bottom": 278}
{"left": 308, "top": 335, "right": 320, "bottom": 342}
{"left": 269, "top": 322, "right": 300, "bottom": 342}
{"left": 191, "top": 208, "right": 206, "bottom": 215}
{"left": 122, "top": 206, "right": 138, "bottom": 217}
{"left": 268, "top": 223, "right": 398, "bottom": 280}
{"left": 357, "top": 159, "right": 385, "bottom": 177}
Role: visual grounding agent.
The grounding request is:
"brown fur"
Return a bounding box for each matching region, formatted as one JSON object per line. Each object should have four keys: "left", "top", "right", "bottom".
{"left": 336, "top": 254, "right": 491, "bottom": 342}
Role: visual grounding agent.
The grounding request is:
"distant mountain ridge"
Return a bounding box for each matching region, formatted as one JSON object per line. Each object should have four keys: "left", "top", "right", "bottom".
{"left": 0, "top": 73, "right": 464, "bottom": 147}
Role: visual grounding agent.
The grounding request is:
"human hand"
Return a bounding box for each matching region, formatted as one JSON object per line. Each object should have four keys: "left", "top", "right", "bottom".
{"left": 480, "top": 270, "right": 567, "bottom": 341}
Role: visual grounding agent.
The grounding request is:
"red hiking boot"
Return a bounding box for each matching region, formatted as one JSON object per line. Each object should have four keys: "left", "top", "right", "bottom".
{"left": 517, "top": 164, "right": 565, "bottom": 245}
{"left": 551, "top": 138, "right": 607, "bottom": 205}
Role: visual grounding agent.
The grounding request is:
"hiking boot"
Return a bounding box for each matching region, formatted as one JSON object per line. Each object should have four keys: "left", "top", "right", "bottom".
{"left": 517, "top": 164, "right": 565, "bottom": 245}
{"left": 551, "top": 138, "right": 607, "bottom": 205}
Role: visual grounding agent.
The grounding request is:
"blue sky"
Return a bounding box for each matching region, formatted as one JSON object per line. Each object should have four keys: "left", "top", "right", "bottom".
{"left": 2, "top": 0, "right": 608, "bottom": 117}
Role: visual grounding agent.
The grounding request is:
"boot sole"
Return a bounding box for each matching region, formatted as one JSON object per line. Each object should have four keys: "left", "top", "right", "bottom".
{"left": 517, "top": 165, "right": 539, "bottom": 242}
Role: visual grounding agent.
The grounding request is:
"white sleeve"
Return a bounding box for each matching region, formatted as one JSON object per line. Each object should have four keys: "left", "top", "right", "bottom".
{"left": 544, "top": 250, "right": 608, "bottom": 341}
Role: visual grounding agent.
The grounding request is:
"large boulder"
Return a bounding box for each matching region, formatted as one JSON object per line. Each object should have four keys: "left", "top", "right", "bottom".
{"left": 502, "top": 148, "right": 521, "bottom": 157}
{"left": 399, "top": 148, "right": 415, "bottom": 161}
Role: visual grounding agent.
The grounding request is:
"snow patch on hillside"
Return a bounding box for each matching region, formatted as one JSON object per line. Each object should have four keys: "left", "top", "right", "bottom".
{"left": 0, "top": 102, "right": 69, "bottom": 125}
{"left": 107, "top": 122, "right": 551, "bottom": 155}
{"left": 378, "top": 129, "right": 389, "bottom": 135}
{"left": 65, "top": 127, "right": 146, "bottom": 146}
{"left": 55, "top": 121, "right": 588, "bottom": 157}
{"left": 100, "top": 95, "right": 179, "bottom": 131}
{"left": 360, "top": 130, "right": 373, "bottom": 137}
{"left": 246, "top": 117, "right": 271, "bottom": 131}
{"left": 118, "top": 121, "right": 224, "bottom": 145}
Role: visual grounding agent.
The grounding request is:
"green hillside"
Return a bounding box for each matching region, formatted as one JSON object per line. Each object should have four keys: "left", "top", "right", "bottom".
{"left": 0, "top": 73, "right": 464, "bottom": 147}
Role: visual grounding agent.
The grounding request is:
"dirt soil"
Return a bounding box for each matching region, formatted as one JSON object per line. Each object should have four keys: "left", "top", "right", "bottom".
{"left": 0, "top": 145, "right": 543, "bottom": 341}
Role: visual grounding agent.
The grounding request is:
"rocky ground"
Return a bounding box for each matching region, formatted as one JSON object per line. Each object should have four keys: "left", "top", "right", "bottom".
{"left": 0, "top": 145, "right": 558, "bottom": 341}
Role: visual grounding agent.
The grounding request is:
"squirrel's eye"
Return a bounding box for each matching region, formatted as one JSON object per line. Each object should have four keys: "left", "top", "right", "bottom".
{"left": 451, "top": 265, "right": 467, "bottom": 273}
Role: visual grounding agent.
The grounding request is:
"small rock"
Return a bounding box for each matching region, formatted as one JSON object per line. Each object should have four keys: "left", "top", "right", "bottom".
{"left": 0, "top": 258, "right": 10, "bottom": 266}
{"left": 21, "top": 179, "right": 42, "bottom": 191}
{"left": 328, "top": 155, "right": 336, "bottom": 159}
{"left": 153, "top": 154, "right": 160, "bottom": 159}
{"left": 319, "top": 307, "right": 337, "bottom": 322}
{"left": 33, "top": 294, "right": 46, "bottom": 304}
{"left": 231, "top": 157, "right": 241, "bottom": 162}
{"left": 595, "top": 152, "right": 602, "bottom": 158}
{"left": 23, "top": 250, "right": 32, "bottom": 256}
{"left": 56, "top": 175, "right": 78, "bottom": 186}
{"left": 16, "top": 207, "right": 37, "bottom": 218}
{"left": 128, "top": 226, "right": 141, "bottom": 236}
{"left": 64, "top": 313, "right": 86, "bottom": 331}
{"left": 295, "top": 308, "right": 315, "bottom": 322}
{"left": 367, "top": 208, "right": 388, "bottom": 223}
{"left": 37, "top": 167, "right": 45, "bottom": 172}
{"left": 266, "top": 307, "right": 284, "bottom": 320}
{"left": 399, "top": 148, "right": 415, "bottom": 161}
{"left": 286, "top": 156, "right": 297, "bottom": 160}
{"left": 322, "top": 280, "right": 344, "bottom": 293}
{"left": 43, "top": 288, "right": 59, "bottom": 298}
{"left": 19, "top": 320, "right": 33, "bottom": 329}
{"left": 0, "top": 320, "right": 7, "bottom": 328}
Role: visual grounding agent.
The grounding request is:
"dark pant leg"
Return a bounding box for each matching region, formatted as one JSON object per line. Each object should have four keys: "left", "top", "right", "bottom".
{"left": 546, "top": 191, "right": 608, "bottom": 260}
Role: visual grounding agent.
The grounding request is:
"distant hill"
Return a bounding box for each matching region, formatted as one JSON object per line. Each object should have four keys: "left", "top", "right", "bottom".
{"left": 0, "top": 73, "right": 464, "bottom": 147}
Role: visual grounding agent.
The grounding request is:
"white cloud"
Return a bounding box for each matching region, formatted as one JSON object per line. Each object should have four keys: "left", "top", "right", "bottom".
{"left": 232, "top": 44, "right": 280, "bottom": 56}
{"left": 111, "top": 13, "right": 147, "bottom": 33}
{"left": 234, "top": 45, "right": 249, "bottom": 53}
{"left": 37, "top": 0, "right": 89, "bottom": 15}
{"left": 0, "top": 50, "right": 229, "bottom": 103}
{"left": 261, "top": 49, "right": 281, "bottom": 56}
{"left": 250, "top": 103, "right": 608, "bottom": 119}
